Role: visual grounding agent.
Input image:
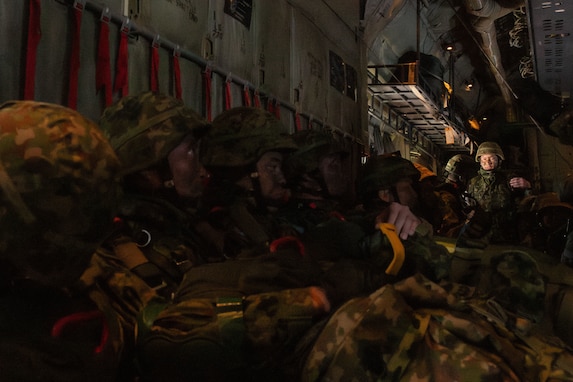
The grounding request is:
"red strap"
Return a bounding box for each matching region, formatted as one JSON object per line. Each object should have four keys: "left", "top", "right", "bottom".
{"left": 295, "top": 111, "right": 302, "bottom": 131}
{"left": 67, "top": 3, "right": 83, "bottom": 109}
{"left": 274, "top": 100, "right": 281, "bottom": 119}
{"left": 24, "top": 0, "right": 42, "bottom": 100}
{"left": 269, "top": 236, "right": 305, "bottom": 256}
{"left": 224, "top": 78, "right": 232, "bottom": 110}
{"left": 150, "top": 36, "right": 160, "bottom": 92}
{"left": 267, "top": 97, "right": 275, "bottom": 114}
{"left": 203, "top": 67, "right": 212, "bottom": 121}
{"left": 329, "top": 211, "right": 346, "bottom": 221}
{"left": 51, "top": 310, "right": 109, "bottom": 354}
{"left": 114, "top": 20, "right": 130, "bottom": 97}
{"left": 243, "top": 85, "right": 251, "bottom": 107}
{"left": 254, "top": 89, "right": 261, "bottom": 108}
{"left": 173, "top": 49, "right": 182, "bottom": 99}
{"left": 96, "top": 11, "right": 113, "bottom": 107}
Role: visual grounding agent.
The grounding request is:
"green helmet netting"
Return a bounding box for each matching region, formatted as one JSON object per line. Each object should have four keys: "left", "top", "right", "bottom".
{"left": 100, "top": 91, "right": 209, "bottom": 176}
{"left": 201, "top": 107, "right": 297, "bottom": 169}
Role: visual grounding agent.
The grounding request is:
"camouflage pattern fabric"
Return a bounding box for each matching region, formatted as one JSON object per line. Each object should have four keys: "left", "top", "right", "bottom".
{"left": 302, "top": 273, "right": 573, "bottom": 382}
{"left": 467, "top": 168, "right": 517, "bottom": 243}
{"left": 201, "top": 107, "right": 297, "bottom": 169}
{"left": 0, "top": 100, "right": 120, "bottom": 287}
{"left": 100, "top": 91, "right": 209, "bottom": 176}
{"left": 136, "top": 287, "right": 327, "bottom": 382}
{"left": 107, "top": 194, "right": 212, "bottom": 298}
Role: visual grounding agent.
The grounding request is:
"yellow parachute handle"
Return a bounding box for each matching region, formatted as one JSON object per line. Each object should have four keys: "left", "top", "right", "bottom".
{"left": 377, "top": 223, "right": 405, "bottom": 276}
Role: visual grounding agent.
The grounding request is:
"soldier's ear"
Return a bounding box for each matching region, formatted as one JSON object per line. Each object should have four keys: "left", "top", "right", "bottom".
{"left": 378, "top": 189, "right": 392, "bottom": 202}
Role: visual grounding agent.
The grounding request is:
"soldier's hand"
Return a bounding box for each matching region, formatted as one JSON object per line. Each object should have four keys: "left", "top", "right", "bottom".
{"left": 509, "top": 177, "right": 531, "bottom": 190}
{"left": 376, "top": 202, "right": 421, "bottom": 240}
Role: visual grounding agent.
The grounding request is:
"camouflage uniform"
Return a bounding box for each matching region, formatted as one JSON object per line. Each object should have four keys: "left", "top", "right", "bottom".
{"left": 302, "top": 272, "right": 573, "bottom": 382}
{"left": 356, "top": 155, "right": 452, "bottom": 282}
{"left": 135, "top": 108, "right": 328, "bottom": 381}
{"left": 0, "top": 100, "right": 150, "bottom": 381}
{"left": 434, "top": 154, "right": 477, "bottom": 237}
{"left": 195, "top": 106, "right": 299, "bottom": 259}
{"left": 467, "top": 142, "right": 523, "bottom": 244}
{"left": 99, "top": 92, "right": 212, "bottom": 298}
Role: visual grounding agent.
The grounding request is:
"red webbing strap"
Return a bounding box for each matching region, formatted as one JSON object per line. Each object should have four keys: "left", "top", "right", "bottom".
{"left": 114, "top": 19, "right": 130, "bottom": 97}
{"left": 267, "top": 97, "right": 275, "bottom": 114}
{"left": 51, "top": 310, "right": 109, "bottom": 354}
{"left": 224, "top": 77, "right": 232, "bottom": 110}
{"left": 274, "top": 100, "right": 281, "bottom": 119}
{"left": 203, "top": 67, "right": 212, "bottom": 121}
{"left": 24, "top": 0, "right": 41, "bottom": 100}
{"left": 269, "top": 236, "right": 305, "bottom": 256}
{"left": 150, "top": 36, "right": 160, "bottom": 92}
{"left": 243, "top": 85, "right": 251, "bottom": 107}
{"left": 96, "top": 9, "right": 113, "bottom": 106}
{"left": 253, "top": 89, "right": 261, "bottom": 108}
{"left": 295, "top": 111, "right": 302, "bottom": 131}
{"left": 67, "top": 1, "right": 84, "bottom": 109}
{"left": 172, "top": 47, "right": 182, "bottom": 99}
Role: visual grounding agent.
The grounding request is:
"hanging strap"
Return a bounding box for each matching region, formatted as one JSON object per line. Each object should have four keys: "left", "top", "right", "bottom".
{"left": 274, "top": 99, "right": 281, "bottom": 119}
{"left": 96, "top": 7, "right": 113, "bottom": 106}
{"left": 172, "top": 46, "right": 182, "bottom": 99}
{"left": 243, "top": 85, "right": 251, "bottom": 107}
{"left": 150, "top": 35, "right": 160, "bottom": 92}
{"left": 253, "top": 89, "right": 261, "bottom": 108}
{"left": 224, "top": 76, "right": 232, "bottom": 110}
{"left": 203, "top": 66, "right": 212, "bottom": 121}
{"left": 295, "top": 111, "right": 302, "bottom": 131}
{"left": 267, "top": 97, "right": 275, "bottom": 114}
{"left": 67, "top": 0, "right": 85, "bottom": 109}
{"left": 24, "top": 0, "right": 42, "bottom": 100}
{"left": 114, "top": 18, "right": 130, "bottom": 97}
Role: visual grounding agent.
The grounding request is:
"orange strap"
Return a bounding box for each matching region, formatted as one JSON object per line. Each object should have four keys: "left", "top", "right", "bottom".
{"left": 377, "top": 223, "right": 405, "bottom": 276}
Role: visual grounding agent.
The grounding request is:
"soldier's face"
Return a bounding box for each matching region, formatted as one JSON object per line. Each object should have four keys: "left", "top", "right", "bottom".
{"left": 168, "top": 134, "right": 209, "bottom": 199}
{"left": 256, "top": 151, "right": 289, "bottom": 204}
{"left": 318, "top": 153, "right": 349, "bottom": 198}
{"left": 480, "top": 154, "right": 499, "bottom": 171}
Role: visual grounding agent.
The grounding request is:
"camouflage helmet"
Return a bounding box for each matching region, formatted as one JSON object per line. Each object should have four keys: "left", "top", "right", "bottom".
{"left": 443, "top": 153, "right": 477, "bottom": 184}
{"left": 100, "top": 91, "right": 209, "bottom": 175}
{"left": 284, "top": 129, "right": 349, "bottom": 179}
{"left": 201, "top": 107, "right": 297, "bottom": 169}
{"left": 359, "top": 155, "right": 420, "bottom": 197}
{"left": 475, "top": 141, "right": 504, "bottom": 161}
{"left": 0, "top": 100, "right": 121, "bottom": 287}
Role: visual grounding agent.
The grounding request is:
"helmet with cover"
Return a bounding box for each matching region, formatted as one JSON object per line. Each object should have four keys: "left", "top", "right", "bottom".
{"left": 475, "top": 141, "right": 505, "bottom": 162}
{"left": 201, "top": 107, "right": 297, "bottom": 170}
{"left": 443, "top": 153, "right": 477, "bottom": 185}
{"left": 100, "top": 91, "right": 209, "bottom": 176}
{"left": 359, "top": 155, "right": 420, "bottom": 199}
{"left": 0, "top": 100, "right": 121, "bottom": 287}
{"left": 283, "top": 129, "right": 349, "bottom": 181}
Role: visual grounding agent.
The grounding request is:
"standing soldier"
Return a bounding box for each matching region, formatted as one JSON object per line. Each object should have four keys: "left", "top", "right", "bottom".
{"left": 466, "top": 141, "right": 532, "bottom": 244}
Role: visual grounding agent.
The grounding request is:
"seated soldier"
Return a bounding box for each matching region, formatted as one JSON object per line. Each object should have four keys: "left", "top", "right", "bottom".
{"left": 0, "top": 100, "right": 150, "bottom": 381}
{"left": 99, "top": 91, "right": 213, "bottom": 298}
